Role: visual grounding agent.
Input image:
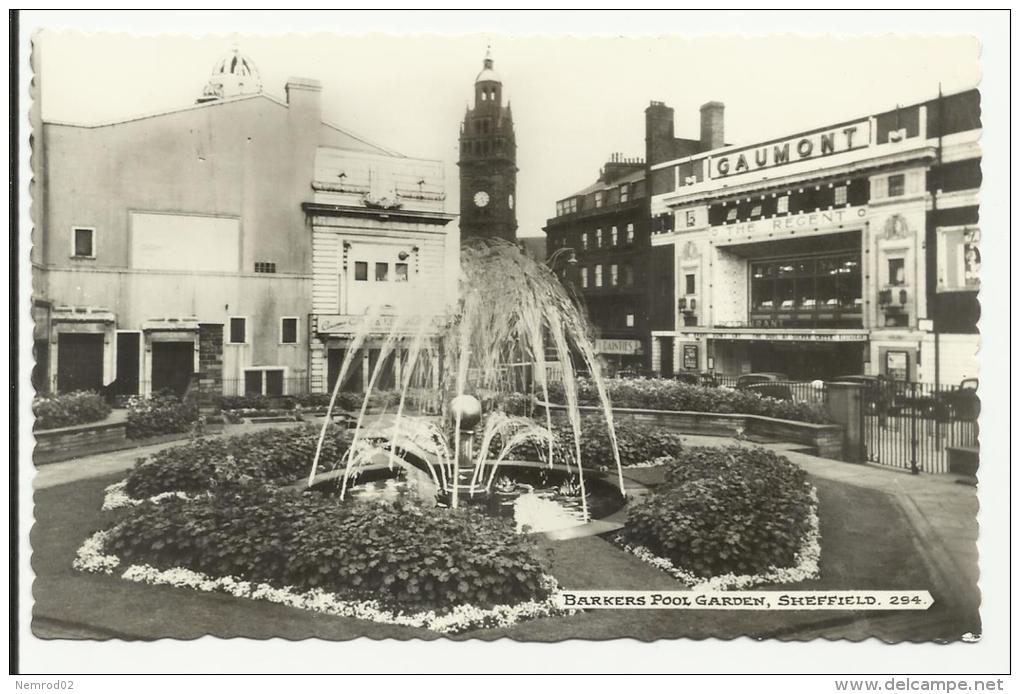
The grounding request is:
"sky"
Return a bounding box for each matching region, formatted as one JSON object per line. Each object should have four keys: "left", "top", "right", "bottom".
{"left": 34, "top": 30, "right": 981, "bottom": 239}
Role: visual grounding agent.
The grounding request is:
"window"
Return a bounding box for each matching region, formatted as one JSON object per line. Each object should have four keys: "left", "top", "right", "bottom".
{"left": 354, "top": 261, "right": 368, "bottom": 281}
{"left": 726, "top": 207, "right": 738, "bottom": 222}
{"left": 280, "top": 317, "right": 299, "bottom": 345}
{"left": 581, "top": 232, "right": 589, "bottom": 250}
{"left": 595, "top": 265, "right": 603, "bottom": 288}
{"left": 888, "top": 174, "right": 905, "bottom": 197}
{"left": 626, "top": 223, "right": 635, "bottom": 244}
{"left": 610, "top": 264, "right": 618, "bottom": 287}
{"left": 595, "top": 228, "right": 602, "bottom": 248}
{"left": 834, "top": 185, "right": 848, "bottom": 206}
{"left": 594, "top": 191, "right": 603, "bottom": 208}
{"left": 620, "top": 184, "right": 629, "bottom": 203}
{"left": 395, "top": 263, "right": 409, "bottom": 282}
{"left": 623, "top": 263, "right": 634, "bottom": 287}
{"left": 625, "top": 313, "right": 635, "bottom": 328}
{"left": 72, "top": 227, "right": 95, "bottom": 258}
{"left": 254, "top": 261, "right": 277, "bottom": 274}
{"left": 375, "top": 262, "right": 389, "bottom": 281}
{"left": 580, "top": 267, "right": 589, "bottom": 288}
{"left": 685, "top": 273, "right": 696, "bottom": 295}
{"left": 244, "top": 368, "right": 286, "bottom": 396}
{"left": 229, "top": 317, "right": 247, "bottom": 344}
{"left": 611, "top": 226, "right": 618, "bottom": 246}
{"left": 888, "top": 257, "right": 906, "bottom": 286}
{"left": 777, "top": 195, "right": 790, "bottom": 214}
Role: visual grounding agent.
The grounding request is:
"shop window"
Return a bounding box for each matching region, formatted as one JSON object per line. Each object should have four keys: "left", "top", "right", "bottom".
{"left": 777, "top": 195, "right": 790, "bottom": 214}
{"left": 685, "top": 273, "right": 696, "bottom": 295}
{"left": 229, "top": 317, "right": 247, "bottom": 344}
{"left": 888, "top": 257, "right": 906, "bottom": 286}
{"left": 626, "top": 223, "right": 635, "bottom": 244}
{"left": 595, "top": 265, "right": 603, "bottom": 288}
{"left": 625, "top": 313, "right": 635, "bottom": 328}
{"left": 354, "top": 261, "right": 368, "bottom": 281}
{"left": 395, "top": 263, "right": 409, "bottom": 282}
{"left": 610, "top": 264, "right": 619, "bottom": 287}
{"left": 375, "top": 262, "right": 389, "bottom": 281}
{"left": 280, "top": 317, "right": 299, "bottom": 345}
{"left": 580, "top": 267, "right": 589, "bottom": 288}
{"left": 72, "top": 227, "right": 95, "bottom": 258}
{"left": 888, "top": 174, "right": 906, "bottom": 197}
{"left": 834, "top": 185, "right": 848, "bottom": 206}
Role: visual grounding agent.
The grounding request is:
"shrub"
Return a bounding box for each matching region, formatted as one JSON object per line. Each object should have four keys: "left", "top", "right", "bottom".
{"left": 123, "top": 424, "right": 350, "bottom": 499}
{"left": 624, "top": 446, "right": 814, "bottom": 578}
{"left": 125, "top": 393, "right": 200, "bottom": 439}
{"left": 103, "top": 487, "right": 550, "bottom": 610}
{"left": 32, "top": 390, "right": 111, "bottom": 430}
{"left": 499, "top": 417, "right": 683, "bottom": 468}
{"left": 547, "top": 378, "right": 832, "bottom": 424}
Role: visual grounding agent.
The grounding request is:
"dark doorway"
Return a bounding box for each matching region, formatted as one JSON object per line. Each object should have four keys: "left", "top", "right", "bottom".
{"left": 56, "top": 333, "right": 104, "bottom": 393}
{"left": 113, "top": 332, "right": 140, "bottom": 396}
{"left": 368, "top": 348, "right": 396, "bottom": 390}
{"left": 151, "top": 341, "right": 194, "bottom": 397}
{"left": 748, "top": 341, "right": 864, "bottom": 381}
{"left": 328, "top": 348, "right": 364, "bottom": 393}
{"left": 658, "top": 337, "right": 675, "bottom": 377}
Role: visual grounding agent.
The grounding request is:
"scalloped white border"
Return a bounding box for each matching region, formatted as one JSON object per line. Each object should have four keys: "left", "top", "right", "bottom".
{"left": 614, "top": 489, "right": 821, "bottom": 592}
{"left": 73, "top": 528, "right": 572, "bottom": 635}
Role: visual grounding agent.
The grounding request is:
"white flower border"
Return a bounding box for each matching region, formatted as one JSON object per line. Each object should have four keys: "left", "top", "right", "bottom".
{"left": 101, "top": 480, "right": 195, "bottom": 511}
{"left": 614, "top": 488, "right": 821, "bottom": 592}
{"left": 73, "top": 529, "right": 572, "bottom": 635}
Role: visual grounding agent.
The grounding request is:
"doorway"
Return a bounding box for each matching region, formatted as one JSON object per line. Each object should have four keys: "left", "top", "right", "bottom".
{"left": 114, "top": 332, "right": 140, "bottom": 396}
{"left": 56, "top": 333, "right": 104, "bottom": 393}
{"left": 151, "top": 341, "right": 194, "bottom": 397}
{"left": 328, "top": 348, "right": 365, "bottom": 393}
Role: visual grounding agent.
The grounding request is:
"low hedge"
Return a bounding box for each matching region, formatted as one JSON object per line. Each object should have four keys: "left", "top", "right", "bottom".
{"left": 32, "top": 390, "right": 111, "bottom": 430}
{"left": 547, "top": 377, "right": 832, "bottom": 424}
{"left": 104, "top": 486, "right": 550, "bottom": 610}
{"left": 123, "top": 424, "right": 350, "bottom": 499}
{"left": 125, "top": 394, "right": 200, "bottom": 439}
{"left": 498, "top": 417, "right": 684, "bottom": 469}
{"left": 624, "top": 446, "right": 814, "bottom": 578}
{"left": 212, "top": 390, "right": 426, "bottom": 413}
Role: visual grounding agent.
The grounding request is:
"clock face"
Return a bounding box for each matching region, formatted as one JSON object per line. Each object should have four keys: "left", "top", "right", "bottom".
{"left": 508, "top": 194, "right": 514, "bottom": 210}
{"left": 474, "top": 190, "right": 490, "bottom": 208}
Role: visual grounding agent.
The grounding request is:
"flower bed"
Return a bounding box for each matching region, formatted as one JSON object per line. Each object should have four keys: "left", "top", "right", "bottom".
{"left": 125, "top": 394, "right": 200, "bottom": 439}
{"left": 620, "top": 446, "right": 819, "bottom": 587}
{"left": 32, "top": 391, "right": 111, "bottom": 430}
{"left": 497, "top": 418, "right": 685, "bottom": 469}
{"left": 76, "top": 486, "right": 567, "bottom": 633}
{"left": 548, "top": 378, "right": 832, "bottom": 424}
{"left": 122, "top": 424, "right": 350, "bottom": 499}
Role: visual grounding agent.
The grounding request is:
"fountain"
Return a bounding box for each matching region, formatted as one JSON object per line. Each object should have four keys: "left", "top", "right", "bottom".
{"left": 307, "top": 238, "right": 626, "bottom": 525}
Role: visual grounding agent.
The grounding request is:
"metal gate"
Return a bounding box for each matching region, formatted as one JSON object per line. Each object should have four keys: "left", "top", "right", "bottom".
{"left": 861, "top": 380, "right": 979, "bottom": 474}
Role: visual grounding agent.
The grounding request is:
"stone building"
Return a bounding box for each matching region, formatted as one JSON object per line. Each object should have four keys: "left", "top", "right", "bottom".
{"left": 458, "top": 49, "right": 518, "bottom": 242}
{"left": 647, "top": 89, "right": 980, "bottom": 384}
{"left": 32, "top": 48, "right": 456, "bottom": 399}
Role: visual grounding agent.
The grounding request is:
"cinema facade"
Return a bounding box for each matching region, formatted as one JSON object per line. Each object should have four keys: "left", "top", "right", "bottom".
{"left": 648, "top": 89, "right": 980, "bottom": 384}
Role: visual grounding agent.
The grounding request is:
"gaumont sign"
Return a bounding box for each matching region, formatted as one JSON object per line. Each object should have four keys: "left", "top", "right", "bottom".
{"left": 709, "top": 120, "right": 871, "bottom": 179}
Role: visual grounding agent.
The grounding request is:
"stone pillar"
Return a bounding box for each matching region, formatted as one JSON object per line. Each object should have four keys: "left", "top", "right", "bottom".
{"left": 197, "top": 323, "right": 224, "bottom": 405}
{"left": 825, "top": 382, "right": 864, "bottom": 463}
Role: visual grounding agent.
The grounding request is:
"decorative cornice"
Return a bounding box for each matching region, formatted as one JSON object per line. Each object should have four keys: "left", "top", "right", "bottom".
{"left": 302, "top": 202, "right": 456, "bottom": 225}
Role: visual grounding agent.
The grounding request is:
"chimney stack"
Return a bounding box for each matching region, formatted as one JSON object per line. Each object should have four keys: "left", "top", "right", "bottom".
{"left": 700, "top": 101, "right": 725, "bottom": 151}
{"left": 645, "top": 101, "right": 677, "bottom": 166}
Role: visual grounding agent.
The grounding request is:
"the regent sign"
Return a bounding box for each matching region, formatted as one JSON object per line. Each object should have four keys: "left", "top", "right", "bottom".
{"left": 710, "top": 120, "right": 871, "bottom": 179}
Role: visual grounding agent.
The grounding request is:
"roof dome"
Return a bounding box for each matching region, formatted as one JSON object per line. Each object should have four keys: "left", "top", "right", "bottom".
{"left": 197, "top": 48, "right": 262, "bottom": 103}
{"left": 475, "top": 48, "right": 501, "bottom": 84}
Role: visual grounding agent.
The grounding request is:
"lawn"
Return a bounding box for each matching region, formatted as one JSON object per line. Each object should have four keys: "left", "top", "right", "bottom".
{"left": 32, "top": 468, "right": 960, "bottom": 642}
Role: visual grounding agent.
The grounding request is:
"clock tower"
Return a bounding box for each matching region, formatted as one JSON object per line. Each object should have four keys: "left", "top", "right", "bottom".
{"left": 458, "top": 49, "right": 518, "bottom": 242}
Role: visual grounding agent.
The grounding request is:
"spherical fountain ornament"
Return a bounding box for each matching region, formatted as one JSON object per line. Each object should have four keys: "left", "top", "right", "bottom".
{"left": 450, "top": 394, "right": 482, "bottom": 431}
